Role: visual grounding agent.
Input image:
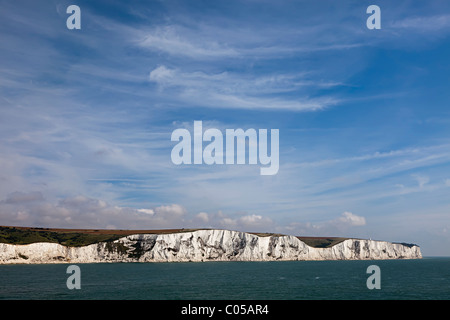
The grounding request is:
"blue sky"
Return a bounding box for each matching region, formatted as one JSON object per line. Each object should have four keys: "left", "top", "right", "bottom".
{"left": 1, "top": 0, "right": 450, "bottom": 255}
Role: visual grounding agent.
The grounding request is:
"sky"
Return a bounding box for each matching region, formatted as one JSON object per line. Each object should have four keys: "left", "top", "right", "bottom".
{"left": 1, "top": 0, "right": 450, "bottom": 256}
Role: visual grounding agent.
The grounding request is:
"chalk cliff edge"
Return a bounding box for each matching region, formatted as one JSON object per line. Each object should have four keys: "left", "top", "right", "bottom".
{"left": 0, "top": 229, "right": 422, "bottom": 264}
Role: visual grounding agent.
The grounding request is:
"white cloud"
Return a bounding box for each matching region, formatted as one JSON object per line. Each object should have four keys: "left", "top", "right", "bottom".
{"left": 149, "top": 65, "right": 176, "bottom": 85}
{"left": 240, "top": 214, "right": 263, "bottom": 224}
{"left": 336, "top": 211, "right": 366, "bottom": 227}
{"left": 0, "top": 192, "right": 188, "bottom": 230}
{"left": 220, "top": 217, "right": 237, "bottom": 228}
{"left": 391, "top": 14, "right": 450, "bottom": 32}
{"left": 137, "top": 208, "right": 155, "bottom": 215}
{"left": 0, "top": 192, "right": 277, "bottom": 233}
{"left": 138, "top": 25, "right": 239, "bottom": 59}
{"left": 196, "top": 212, "right": 209, "bottom": 223}
{"left": 135, "top": 17, "right": 366, "bottom": 61}
{"left": 153, "top": 204, "right": 186, "bottom": 217}
{"left": 148, "top": 65, "right": 340, "bottom": 112}
{"left": 412, "top": 174, "right": 430, "bottom": 188}
{"left": 279, "top": 212, "right": 367, "bottom": 237}
{"left": 218, "top": 213, "right": 274, "bottom": 231}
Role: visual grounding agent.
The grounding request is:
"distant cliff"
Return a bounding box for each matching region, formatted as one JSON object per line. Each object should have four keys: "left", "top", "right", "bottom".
{"left": 0, "top": 229, "right": 422, "bottom": 264}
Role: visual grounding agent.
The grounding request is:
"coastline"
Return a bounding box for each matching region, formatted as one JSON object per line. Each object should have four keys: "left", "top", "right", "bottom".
{"left": 0, "top": 229, "right": 422, "bottom": 264}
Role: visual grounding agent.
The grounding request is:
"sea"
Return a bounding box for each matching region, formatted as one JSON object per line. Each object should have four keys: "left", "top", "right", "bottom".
{"left": 0, "top": 257, "right": 448, "bottom": 300}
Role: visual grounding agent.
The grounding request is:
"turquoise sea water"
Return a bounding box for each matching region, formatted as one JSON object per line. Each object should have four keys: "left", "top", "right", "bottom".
{"left": 0, "top": 257, "right": 448, "bottom": 300}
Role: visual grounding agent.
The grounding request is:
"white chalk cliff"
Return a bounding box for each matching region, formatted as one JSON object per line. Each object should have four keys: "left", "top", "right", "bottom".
{"left": 0, "top": 229, "right": 422, "bottom": 264}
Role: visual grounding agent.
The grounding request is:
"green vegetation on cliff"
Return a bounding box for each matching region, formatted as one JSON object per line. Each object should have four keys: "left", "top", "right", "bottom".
{"left": 0, "top": 226, "right": 349, "bottom": 248}
{"left": 0, "top": 226, "right": 203, "bottom": 247}
{"left": 0, "top": 226, "right": 123, "bottom": 247}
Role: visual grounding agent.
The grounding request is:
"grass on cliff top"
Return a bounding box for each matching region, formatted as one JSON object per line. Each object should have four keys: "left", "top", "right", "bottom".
{"left": 0, "top": 226, "right": 205, "bottom": 247}
{"left": 250, "top": 232, "right": 348, "bottom": 248}
{"left": 0, "top": 226, "right": 349, "bottom": 248}
{"left": 0, "top": 226, "right": 123, "bottom": 247}
{"left": 296, "top": 237, "right": 348, "bottom": 248}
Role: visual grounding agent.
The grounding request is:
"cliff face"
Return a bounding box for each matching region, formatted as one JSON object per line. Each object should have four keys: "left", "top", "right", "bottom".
{"left": 0, "top": 229, "right": 422, "bottom": 264}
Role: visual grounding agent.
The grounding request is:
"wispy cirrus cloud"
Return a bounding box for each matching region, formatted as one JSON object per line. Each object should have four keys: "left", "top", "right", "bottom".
{"left": 292, "top": 144, "right": 450, "bottom": 170}
{"left": 391, "top": 14, "right": 450, "bottom": 32}
{"left": 148, "top": 65, "right": 341, "bottom": 111}
{"left": 136, "top": 24, "right": 363, "bottom": 59}
{"left": 138, "top": 25, "right": 240, "bottom": 59}
{"left": 149, "top": 65, "right": 342, "bottom": 93}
